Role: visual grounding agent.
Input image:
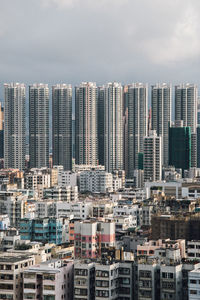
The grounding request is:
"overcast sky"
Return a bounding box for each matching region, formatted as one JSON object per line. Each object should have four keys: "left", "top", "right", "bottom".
{"left": 1, "top": 0, "right": 200, "bottom": 88}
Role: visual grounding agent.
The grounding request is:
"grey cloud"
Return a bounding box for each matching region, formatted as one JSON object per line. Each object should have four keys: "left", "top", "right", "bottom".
{"left": 0, "top": 0, "right": 200, "bottom": 88}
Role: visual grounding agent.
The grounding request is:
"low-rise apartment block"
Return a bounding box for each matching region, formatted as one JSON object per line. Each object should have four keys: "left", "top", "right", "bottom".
{"left": 23, "top": 259, "right": 74, "bottom": 300}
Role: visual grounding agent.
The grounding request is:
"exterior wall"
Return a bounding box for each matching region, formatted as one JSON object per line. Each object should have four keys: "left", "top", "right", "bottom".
{"left": 138, "top": 263, "right": 159, "bottom": 300}
{"left": 104, "top": 82, "right": 124, "bottom": 173}
{"left": 4, "top": 83, "right": 26, "bottom": 170}
{"left": 127, "top": 83, "right": 148, "bottom": 177}
{"left": 188, "top": 269, "right": 200, "bottom": 300}
{"left": 144, "top": 131, "right": 162, "bottom": 182}
{"left": 75, "top": 82, "right": 98, "bottom": 165}
{"left": 74, "top": 221, "right": 115, "bottom": 259}
{"left": 29, "top": 84, "right": 49, "bottom": 168}
{"left": 151, "top": 84, "right": 171, "bottom": 166}
{"left": 79, "top": 170, "right": 113, "bottom": 193}
{"left": 58, "top": 171, "right": 77, "bottom": 187}
{"left": 160, "top": 264, "right": 182, "bottom": 300}
{"left": 24, "top": 260, "right": 74, "bottom": 300}
{"left": 20, "top": 218, "right": 63, "bottom": 244}
{"left": 187, "top": 241, "right": 200, "bottom": 260}
{"left": 0, "top": 254, "right": 35, "bottom": 300}
{"left": 43, "top": 186, "right": 78, "bottom": 203}
{"left": 74, "top": 262, "right": 95, "bottom": 300}
{"left": 52, "top": 84, "right": 72, "bottom": 171}
{"left": 175, "top": 84, "right": 197, "bottom": 134}
{"left": 169, "top": 126, "right": 191, "bottom": 171}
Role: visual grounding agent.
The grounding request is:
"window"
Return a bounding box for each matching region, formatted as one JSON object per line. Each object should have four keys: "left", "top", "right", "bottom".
{"left": 74, "top": 288, "right": 87, "bottom": 296}
{"left": 190, "top": 290, "right": 197, "bottom": 295}
{"left": 119, "top": 268, "right": 130, "bottom": 275}
{"left": 24, "top": 294, "right": 35, "bottom": 299}
{"left": 24, "top": 273, "right": 35, "bottom": 279}
{"left": 190, "top": 279, "right": 197, "bottom": 284}
{"left": 96, "top": 280, "right": 109, "bottom": 287}
{"left": 96, "top": 290, "right": 109, "bottom": 297}
{"left": 96, "top": 270, "right": 109, "bottom": 277}
{"left": 24, "top": 283, "right": 36, "bottom": 289}
{"left": 43, "top": 285, "right": 55, "bottom": 291}
{"left": 43, "top": 274, "right": 55, "bottom": 281}
{"left": 75, "top": 269, "right": 88, "bottom": 276}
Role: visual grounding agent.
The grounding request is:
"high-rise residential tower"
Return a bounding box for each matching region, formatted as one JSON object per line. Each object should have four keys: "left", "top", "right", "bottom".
{"left": 144, "top": 130, "right": 162, "bottom": 182}
{"left": 4, "top": 83, "right": 26, "bottom": 170}
{"left": 175, "top": 84, "right": 198, "bottom": 167}
{"left": 127, "top": 83, "right": 148, "bottom": 178}
{"left": 151, "top": 83, "right": 172, "bottom": 166}
{"left": 29, "top": 84, "right": 49, "bottom": 168}
{"left": 75, "top": 82, "right": 98, "bottom": 165}
{"left": 123, "top": 85, "right": 129, "bottom": 175}
{"left": 175, "top": 84, "right": 198, "bottom": 133}
{"left": 98, "top": 86, "right": 105, "bottom": 166}
{"left": 52, "top": 84, "right": 72, "bottom": 170}
{"left": 104, "top": 82, "right": 123, "bottom": 173}
{"left": 0, "top": 103, "right": 4, "bottom": 159}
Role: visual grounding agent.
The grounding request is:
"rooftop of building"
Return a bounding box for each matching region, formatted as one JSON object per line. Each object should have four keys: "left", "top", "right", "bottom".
{"left": 0, "top": 253, "right": 34, "bottom": 263}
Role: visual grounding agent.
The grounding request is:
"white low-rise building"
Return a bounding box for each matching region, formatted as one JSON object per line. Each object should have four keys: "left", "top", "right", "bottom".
{"left": 36, "top": 200, "right": 92, "bottom": 220}
{"left": 79, "top": 170, "right": 113, "bottom": 193}
{"left": 188, "top": 268, "right": 200, "bottom": 299}
{"left": 58, "top": 171, "right": 78, "bottom": 187}
{"left": 43, "top": 185, "right": 78, "bottom": 202}
{"left": 187, "top": 241, "right": 200, "bottom": 260}
{"left": 114, "top": 215, "right": 137, "bottom": 231}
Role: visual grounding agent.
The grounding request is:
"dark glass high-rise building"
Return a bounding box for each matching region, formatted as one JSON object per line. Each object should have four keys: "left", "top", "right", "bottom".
{"left": 169, "top": 125, "right": 191, "bottom": 171}
{"left": 151, "top": 83, "right": 171, "bottom": 166}
{"left": 52, "top": 84, "right": 72, "bottom": 170}
{"left": 197, "top": 126, "right": 200, "bottom": 168}
{"left": 127, "top": 83, "right": 148, "bottom": 178}
{"left": 29, "top": 84, "right": 49, "bottom": 168}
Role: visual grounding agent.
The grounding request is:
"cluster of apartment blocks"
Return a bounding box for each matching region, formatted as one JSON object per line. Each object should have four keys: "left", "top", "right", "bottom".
{"left": 2, "top": 241, "right": 200, "bottom": 300}
{"left": 2, "top": 82, "right": 200, "bottom": 184}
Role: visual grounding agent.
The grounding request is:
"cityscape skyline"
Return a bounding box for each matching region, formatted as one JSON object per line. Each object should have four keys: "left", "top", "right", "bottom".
{"left": 1, "top": 1, "right": 200, "bottom": 299}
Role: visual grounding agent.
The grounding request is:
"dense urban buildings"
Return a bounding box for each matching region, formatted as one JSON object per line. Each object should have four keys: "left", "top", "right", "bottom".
{"left": 29, "top": 84, "right": 49, "bottom": 168}
{"left": 52, "top": 84, "right": 72, "bottom": 170}
{"left": 4, "top": 83, "right": 26, "bottom": 170}
{"left": 1, "top": 81, "right": 200, "bottom": 299}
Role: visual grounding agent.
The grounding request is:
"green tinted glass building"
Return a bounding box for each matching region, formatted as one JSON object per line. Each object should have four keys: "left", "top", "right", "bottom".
{"left": 169, "top": 126, "right": 191, "bottom": 171}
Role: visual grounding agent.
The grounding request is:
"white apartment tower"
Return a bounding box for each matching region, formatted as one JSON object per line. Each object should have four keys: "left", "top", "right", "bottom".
{"left": 52, "top": 84, "right": 72, "bottom": 170}
{"left": 151, "top": 83, "right": 171, "bottom": 166}
{"left": 144, "top": 130, "right": 162, "bottom": 182}
{"left": 104, "top": 82, "right": 123, "bottom": 173}
{"left": 4, "top": 83, "right": 26, "bottom": 170}
{"left": 75, "top": 82, "right": 98, "bottom": 165}
{"left": 29, "top": 84, "right": 49, "bottom": 168}
{"left": 175, "top": 83, "right": 198, "bottom": 133}
{"left": 127, "top": 83, "right": 148, "bottom": 178}
{"left": 175, "top": 84, "right": 198, "bottom": 167}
